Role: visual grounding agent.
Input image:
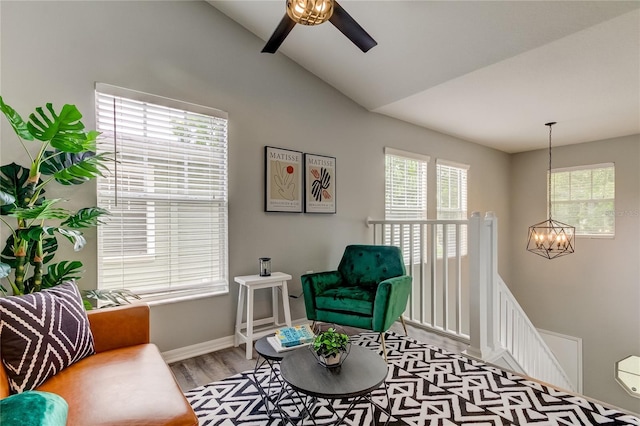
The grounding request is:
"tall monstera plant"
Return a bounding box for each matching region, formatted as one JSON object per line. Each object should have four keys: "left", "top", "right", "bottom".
{"left": 0, "top": 96, "right": 110, "bottom": 295}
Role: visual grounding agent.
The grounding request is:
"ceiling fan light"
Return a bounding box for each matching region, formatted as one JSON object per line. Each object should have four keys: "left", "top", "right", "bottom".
{"left": 287, "top": 0, "right": 334, "bottom": 26}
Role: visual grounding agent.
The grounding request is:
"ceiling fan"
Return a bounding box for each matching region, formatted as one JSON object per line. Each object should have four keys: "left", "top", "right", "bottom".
{"left": 262, "top": 0, "right": 377, "bottom": 54}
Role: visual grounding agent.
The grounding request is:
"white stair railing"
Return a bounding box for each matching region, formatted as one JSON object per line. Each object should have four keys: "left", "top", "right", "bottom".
{"left": 366, "top": 218, "right": 470, "bottom": 343}
{"left": 496, "top": 276, "right": 575, "bottom": 390}
{"left": 367, "top": 212, "right": 575, "bottom": 392}
{"left": 466, "top": 212, "right": 575, "bottom": 391}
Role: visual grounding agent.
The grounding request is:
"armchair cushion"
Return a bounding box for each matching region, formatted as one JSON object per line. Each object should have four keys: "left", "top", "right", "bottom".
{"left": 316, "top": 286, "right": 376, "bottom": 315}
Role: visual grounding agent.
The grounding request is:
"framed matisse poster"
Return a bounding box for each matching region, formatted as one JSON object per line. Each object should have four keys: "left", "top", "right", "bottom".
{"left": 305, "top": 153, "right": 336, "bottom": 214}
{"left": 265, "top": 146, "right": 303, "bottom": 213}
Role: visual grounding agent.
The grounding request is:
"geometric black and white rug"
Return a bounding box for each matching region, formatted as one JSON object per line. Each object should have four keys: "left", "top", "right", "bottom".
{"left": 186, "top": 332, "right": 640, "bottom": 425}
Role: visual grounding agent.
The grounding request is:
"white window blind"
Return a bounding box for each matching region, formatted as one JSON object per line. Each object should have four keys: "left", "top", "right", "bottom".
{"left": 95, "top": 84, "right": 228, "bottom": 298}
{"left": 551, "top": 163, "right": 614, "bottom": 237}
{"left": 384, "top": 148, "right": 429, "bottom": 262}
{"left": 436, "top": 160, "right": 468, "bottom": 257}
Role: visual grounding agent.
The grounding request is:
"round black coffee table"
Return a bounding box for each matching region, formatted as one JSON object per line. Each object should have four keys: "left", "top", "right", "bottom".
{"left": 280, "top": 345, "right": 391, "bottom": 424}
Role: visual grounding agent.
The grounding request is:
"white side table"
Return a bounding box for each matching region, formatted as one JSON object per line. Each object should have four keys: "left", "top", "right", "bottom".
{"left": 234, "top": 272, "right": 293, "bottom": 359}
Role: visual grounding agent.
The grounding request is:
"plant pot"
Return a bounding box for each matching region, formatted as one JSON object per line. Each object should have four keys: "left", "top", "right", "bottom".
{"left": 309, "top": 342, "right": 350, "bottom": 369}
{"left": 321, "top": 353, "right": 342, "bottom": 367}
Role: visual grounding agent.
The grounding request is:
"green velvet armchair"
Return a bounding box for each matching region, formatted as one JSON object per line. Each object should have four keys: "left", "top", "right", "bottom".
{"left": 301, "top": 245, "right": 412, "bottom": 360}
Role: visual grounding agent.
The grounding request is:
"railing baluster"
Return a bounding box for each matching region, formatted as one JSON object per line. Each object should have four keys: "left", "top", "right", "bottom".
{"left": 455, "top": 223, "right": 462, "bottom": 335}
{"left": 419, "top": 224, "right": 425, "bottom": 324}
{"left": 430, "top": 223, "right": 437, "bottom": 328}
{"left": 442, "top": 223, "right": 449, "bottom": 332}
{"left": 408, "top": 224, "right": 415, "bottom": 322}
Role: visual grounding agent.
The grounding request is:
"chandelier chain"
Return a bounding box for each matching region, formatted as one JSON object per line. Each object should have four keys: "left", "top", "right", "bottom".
{"left": 547, "top": 123, "right": 552, "bottom": 219}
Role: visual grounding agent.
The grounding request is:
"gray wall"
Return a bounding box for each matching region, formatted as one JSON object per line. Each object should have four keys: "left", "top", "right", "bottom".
{"left": 509, "top": 134, "right": 640, "bottom": 412}
{"left": 0, "top": 1, "right": 510, "bottom": 351}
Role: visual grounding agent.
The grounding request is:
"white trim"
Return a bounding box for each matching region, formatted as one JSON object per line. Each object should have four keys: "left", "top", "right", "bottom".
{"left": 95, "top": 82, "right": 228, "bottom": 120}
{"left": 160, "top": 318, "right": 310, "bottom": 363}
{"left": 144, "top": 288, "right": 229, "bottom": 307}
{"left": 162, "top": 335, "right": 235, "bottom": 364}
{"left": 384, "top": 147, "right": 431, "bottom": 163}
{"left": 552, "top": 162, "right": 614, "bottom": 174}
{"left": 436, "top": 158, "right": 470, "bottom": 170}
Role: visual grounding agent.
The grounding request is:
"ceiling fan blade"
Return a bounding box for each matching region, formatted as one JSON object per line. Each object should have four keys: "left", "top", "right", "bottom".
{"left": 262, "top": 14, "right": 297, "bottom": 54}
{"left": 329, "top": 1, "right": 377, "bottom": 52}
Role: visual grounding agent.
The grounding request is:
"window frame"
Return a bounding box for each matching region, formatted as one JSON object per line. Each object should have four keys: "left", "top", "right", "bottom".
{"left": 95, "top": 83, "right": 229, "bottom": 303}
{"left": 384, "top": 147, "right": 430, "bottom": 264}
{"left": 550, "top": 162, "right": 615, "bottom": 238}
{"left": 436, "top": 159, "right": 469, "bottom": 258}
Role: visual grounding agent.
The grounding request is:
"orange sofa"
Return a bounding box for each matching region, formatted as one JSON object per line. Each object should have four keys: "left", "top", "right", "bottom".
{"left": 0, "top": 304, "right": 198, "bottom": 426}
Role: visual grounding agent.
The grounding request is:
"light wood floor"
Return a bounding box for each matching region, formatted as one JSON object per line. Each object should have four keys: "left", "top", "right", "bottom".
{"left": 169, "top": 322, "right": 468, "bottom": 392}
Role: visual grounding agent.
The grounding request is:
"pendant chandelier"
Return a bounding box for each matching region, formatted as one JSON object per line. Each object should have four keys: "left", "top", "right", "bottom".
{"left": 526, "top": 122, "right": 575, "bottom": 259}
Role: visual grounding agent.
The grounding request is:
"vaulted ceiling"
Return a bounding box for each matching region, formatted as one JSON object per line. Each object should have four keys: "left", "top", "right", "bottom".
{"left": 210, "top": 1, "right": 640, "bottom": 153}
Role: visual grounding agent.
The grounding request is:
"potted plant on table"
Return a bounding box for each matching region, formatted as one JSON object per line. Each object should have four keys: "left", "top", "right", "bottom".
{"left": 312, "top": 327, "right": 350, "bottom": 368}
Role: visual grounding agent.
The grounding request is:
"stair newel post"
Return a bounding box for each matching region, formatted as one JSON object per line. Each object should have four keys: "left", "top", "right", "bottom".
{"left": 466, "top": 211, "right": 499, "bottom": 359}
{"left": 467, "top": 212, "right": 488, "bottom": 358}
{"left": 485, "top": 211, "right": 499, "bottom": 353}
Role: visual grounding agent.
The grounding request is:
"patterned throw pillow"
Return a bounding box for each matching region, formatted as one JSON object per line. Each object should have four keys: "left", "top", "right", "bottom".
{"left": 0, "top": 281, "right": 95, "bottom": 393}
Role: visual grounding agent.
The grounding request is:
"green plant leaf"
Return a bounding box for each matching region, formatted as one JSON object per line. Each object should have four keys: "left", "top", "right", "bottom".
{"left": 0, "top": 261, "right": 10, "bottom": 279}
{"left": 41, "top": 151, "right": 109, "bottom": 185}
{"left": 27, "top": 103, "right": 88, "bottom": 152}
{"left": 10, "top": 199, "right": 70, "bottom": 221}
{"left": 0, "top": 96, "right": 34, "bottom": 141}
{"left": 61, "top": 207, "right": 110, "bottom": 229}
{"left": 0, "top": 163, "right": 44, "bottom": 214}
{"left": 1, "top": 234, "right": 21, "bottom": 269}
{"left": 41, "top": 260, "right": 83, "bottom": 288}
{"left": 84, "top": 288, "right": 141, "bottom": 308}
{"left": 0, "top": 190, "right": 15, "bottom": 206}
{"left": 1, "top": 232, "right": 58, "bottom": 268}
{"left": 43, "top": 226, "right": 85, "bottom": 251}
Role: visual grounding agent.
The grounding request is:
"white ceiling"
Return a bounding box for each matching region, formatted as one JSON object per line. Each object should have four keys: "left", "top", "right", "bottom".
{"left": 209, "top": 1, "right": 640, "bottom": 153}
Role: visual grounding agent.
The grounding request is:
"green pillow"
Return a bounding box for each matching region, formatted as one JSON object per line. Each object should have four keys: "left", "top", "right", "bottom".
{"left": 0, "top": 391, "right": 68, "bottom": 426}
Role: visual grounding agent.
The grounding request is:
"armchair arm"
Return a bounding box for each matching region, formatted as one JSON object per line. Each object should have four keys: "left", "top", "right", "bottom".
{"left": 87, "top": 304, "right": 150, "bottom": 353}
{"left": 372, "top": 275, "right": 412, "bottom": 332}
{"left": 301, "top": 270, "right": 343, "bottom": 320}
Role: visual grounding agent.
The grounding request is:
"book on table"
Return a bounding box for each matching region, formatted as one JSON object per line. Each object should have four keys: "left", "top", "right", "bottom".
{"left": 267, "top": 336, "right": 312, "bottom": 353}
{"left": 274, "top": 324, "right": 315, "bottom": 347}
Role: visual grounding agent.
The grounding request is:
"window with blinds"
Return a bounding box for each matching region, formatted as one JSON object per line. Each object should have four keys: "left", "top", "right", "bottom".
{"left": 436, "top": 160, "right": 468, "bottom": 257}
{"left": 384, "top": 148, "right": 429, "bottom": 263}
{"left": 95, "top": 83, "right": 228, "bottom": 299}
{"left": 551, "top": 163, "right": 614, "bottom": 237}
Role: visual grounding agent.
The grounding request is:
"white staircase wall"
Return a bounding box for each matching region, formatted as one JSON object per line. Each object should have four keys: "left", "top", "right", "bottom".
{"left": 538, "top": 328, "right": 583, "bottom": 393}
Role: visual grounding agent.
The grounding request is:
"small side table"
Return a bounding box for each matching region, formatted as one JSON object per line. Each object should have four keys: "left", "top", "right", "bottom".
{"left": 253, "top": 336, "right": 315, "bottom": 423}
{"left": 253, "top": 336, "right": 287, "bottom": 418}
{"left": 234, "top": 272, "right": 293, "bottom": 359}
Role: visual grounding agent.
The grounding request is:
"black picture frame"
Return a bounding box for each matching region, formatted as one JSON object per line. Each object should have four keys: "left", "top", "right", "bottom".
{"left": 264, "top": 146, "right": 303, "bottom": 213}
{"left": 304, "top": 153, "right": 336, "bottom": 214}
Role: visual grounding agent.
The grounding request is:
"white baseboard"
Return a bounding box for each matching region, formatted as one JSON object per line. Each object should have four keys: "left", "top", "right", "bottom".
{"left": 162, "top": 335, "right": 235, "bottom": 364}
{"left": 161, "top": 318, "right": 310, "bottom": 364}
